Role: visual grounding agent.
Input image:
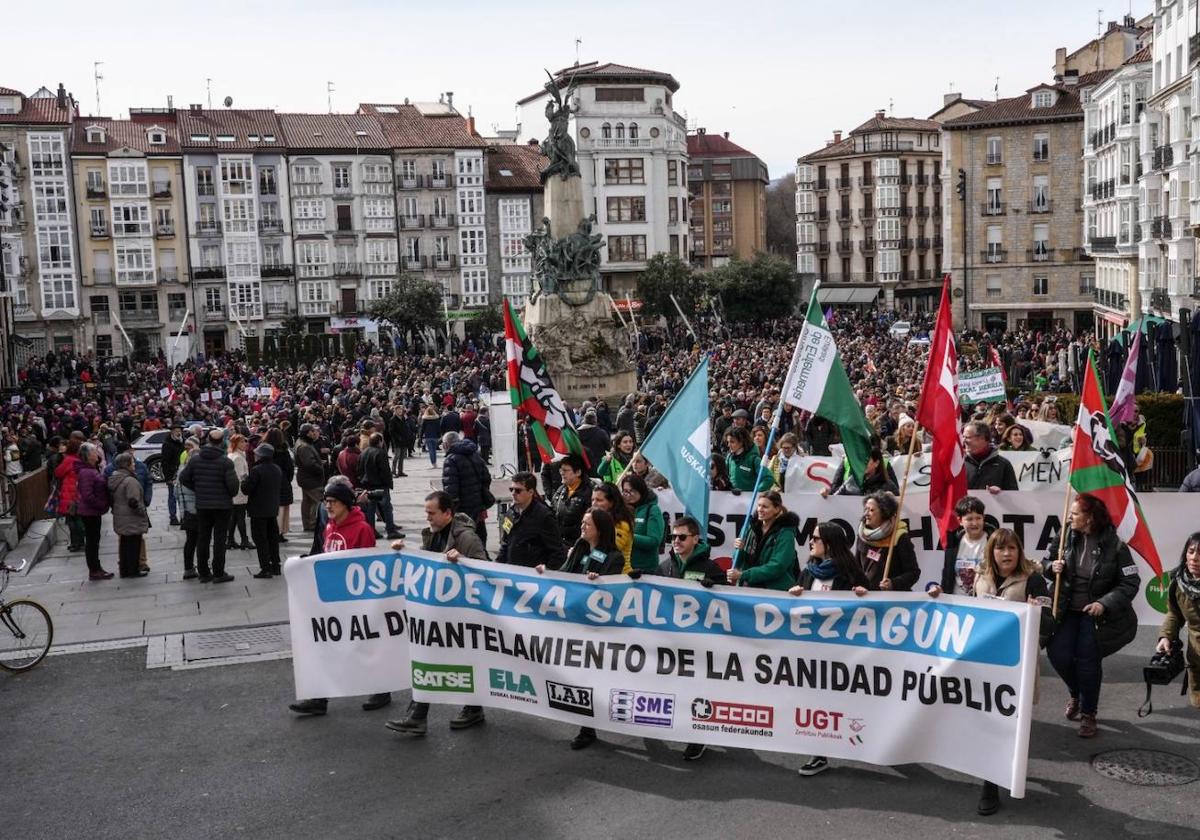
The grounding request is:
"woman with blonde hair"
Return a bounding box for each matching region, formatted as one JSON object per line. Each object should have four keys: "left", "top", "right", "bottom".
{"left": 226, "top": 434, "right": 253, "bottom": 551}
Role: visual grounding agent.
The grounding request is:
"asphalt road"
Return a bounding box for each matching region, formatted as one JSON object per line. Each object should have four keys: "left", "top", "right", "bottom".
{"left": 2, "top": 643, "right": 1197, "bottom": 840}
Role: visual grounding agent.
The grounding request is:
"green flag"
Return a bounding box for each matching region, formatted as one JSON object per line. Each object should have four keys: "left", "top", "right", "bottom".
{"left": 781, "top": 289, "right": 873, "bottom": 484}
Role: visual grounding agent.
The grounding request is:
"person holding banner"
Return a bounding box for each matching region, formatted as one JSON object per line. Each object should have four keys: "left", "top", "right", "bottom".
{"left": 854, "top": 491, "right": 918, "bottom": 592}
{"left": 1156, "top": 533, "right": 1200, "bottom": 709}
{"left": 535, "top": 509, "right": 625, "bottom": 751}
{"left": 551, "top": 455, "right": 594, "bottom": 547}
{"left": 590, "top": 483, "right": 633, "bottom": 571}
{"left": 727, "top": 491, "right": 799, "bottom": 591}
{"left": 725, "top": 426, "right": 771, "bottom": 493}
{"left": 1047, "top": 493, "right": 1141, "bottom": 737}
{"left": 822, "top": 447, "right": 898, "bottom": 498}
{"left": 620, "top": 473, "right": 665, "bottom": 574}
{"left": 497, "top": 472, "right": 566, "bottom": 570}
{"left": 933, "top": 496, "right": 994, "bottom": 597}
{"left": 386, "top": 491, "right": 488, "bottom": 736}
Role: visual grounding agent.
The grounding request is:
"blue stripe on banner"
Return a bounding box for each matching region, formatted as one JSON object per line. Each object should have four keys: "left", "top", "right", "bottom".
{"left": 313, "top": 554, "right": 406, "bottom": 602}
{"left": 394, "top": 554, "right": 1021, "bottom": 667}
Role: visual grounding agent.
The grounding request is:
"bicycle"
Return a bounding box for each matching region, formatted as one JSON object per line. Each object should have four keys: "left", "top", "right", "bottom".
{"left": 0, "top": 559, "right": 53, "bottom": 672}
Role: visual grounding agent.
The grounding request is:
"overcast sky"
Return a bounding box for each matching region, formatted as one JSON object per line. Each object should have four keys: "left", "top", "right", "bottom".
{"left": 8, "top": 0, "right": 1143, "bottom": 177}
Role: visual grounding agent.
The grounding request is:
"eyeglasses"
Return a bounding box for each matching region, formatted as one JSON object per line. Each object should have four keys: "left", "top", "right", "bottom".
{"left": 670, "top": 534, "right": 694, "bottom": 542}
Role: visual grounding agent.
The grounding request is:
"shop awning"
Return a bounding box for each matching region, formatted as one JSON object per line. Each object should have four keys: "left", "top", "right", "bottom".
{"left": 817, "top": 286, "right": 880, "bottom": 305}
{"left": 1115, "top": 314, "right": 1168, "bottom": 345}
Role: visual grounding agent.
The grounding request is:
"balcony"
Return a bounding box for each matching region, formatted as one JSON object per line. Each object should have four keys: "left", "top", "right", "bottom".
{"left": 982, "top": 202, "right": 1005, "bottom": 216}
{"left": 260, "top": 265, "right": 292, "bottom": 278}
{"left": 933, "top": 236, "right": 944, "bottom": 249}
{"left": 982, "top": 249, "right": 1006, "bottom": 264}
{"left": 195, "top": 221, "right": 222, "bottom": 237}
{"left": 858, "top": 207, "right": 876, "bottom": 221}
{"left": 120, "top": 309, "right": 161, "bottom": 325}
{"left": 259, "top": 218, "right": 285, "bottom": 235}
{"left": 1153, "top": 145, "right": 1174, "bottom": 170}
{"left": 916, "top": 237, "right": 931, "bottom": 251}
{"left": 858, "top": 176, "right": 874, "bottom": 188}
{"left": 155, "top": 223, "right": 175, "bottom": 238}
{"left": 898, "top": 205, "right": 912, "bottom": 218}
{"left": 986, "top": 153, "right": 1002, "bottom": 165}
{"left": 1028, "top": 199, "right": 1053, "bottom": 214}
{"left": 836, "top": 210, "right": 852, "bottom": 223}
{"left": 816, "top": 242, "right": 830, "bottom": 256}
{"left": 158, "top": 267, "right": 179, "bottom": 283}
{"left": 333, "top": 262, "right": 361, "bottom": 277}
{"left": 192, "top": 265, "right": 226, "bottom": 280}
{"left": 1088, "top": 236, "right": 1117, "bottom": 253}
{"left": 836, "top": 177, "right": 853, "bottom": 190}
{"left": 259, "top": 180, "right": 278, "bottom": 196}
{"left": 300, "top": 300, "right": 332, "bottom": 317}
{"left": 196, "top": 183, "right": 215, "bottom": 196}
{"left": 1151, "top": 216, "right": 1172, "bottom": 239}
{"left": 266, "top": 301, "right": 291, "bottom": 316}
{"left": 152, "top": 181, "right": 171, "bottom": 198}
{"left": 92, "top": 269, "right": 113, "bottom": 285}
{"left": 899, "top": 238, "right": 913, "bottom": 252}
{"left": 201, "top": 306, "right": 225, "bottom": 322}
{"left": 229, "top": 302, "right": 263, "bottom": 320}
{"left": 1094, "top": 287, "right": 1128, "bottom": 312}
{"left": 334, "top": 224, "right": 356, "bottom": 236}
{"left": 403, "top": 256, "right": 427, "bottom": 272}
{"left": 932, "top": 205, "right": 943, "bottom": 217}
{"left": 428, "top": 174, "right": 454, "bottom": 189}
{"left": 1027, "top": 247, "right": 1051, "bottom": 263}
{"left": 430, "top": 213, "right": 455, "bottom": 228}
{"left": 836, "top": 241, "right": 853, "bottom": 255}
{"left": 915, "top": 206, "right": 930, "bottom": 218}
{"left": 816, "top": 210, "right": 829, "bottom": 223}
{"left": 86, "top": 184, "right": 107, "bottom": 199}
{"left": 90, "top": 223, "right": 109, "bottom": 239}
{"left": 399, "top": 215, "right": 425, "bottom": 230}
{"left": 860, "top": 239, "right": 876, "bottom": 254}
{"left": 1149, "top": 288, "right": 1172, "bottom": 311}
{"left": 397, "top": 175, "right": 420, "bottom": 190}
{"left": 333, "top": 183, "right": 353, "bottom": 197}
{"left": 815, "top": 179, "right": 829, "bottom": 191}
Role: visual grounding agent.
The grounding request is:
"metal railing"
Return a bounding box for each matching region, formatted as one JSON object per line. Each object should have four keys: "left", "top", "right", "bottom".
{"left": 1088, "top": 236, "right": 1117, "bottom": 253}
{"left": 1149, "top": 288, "right": 1172, "bottom": 311}
{"left": 399, "top": 215, "right": 425, "bottom": 230}
{"left": 192, "top": 265, "right": 226, "bottom": 280}
{"left": 1028, "top": 199, "right": 1053, "bottom": 214}
{"left": 156, "top": 223, "right": 175, "bottom": 238}
{"left": 195, "top": 221, "right": 222, "bottom": 236}
{"left": 836, "top": 241, "right": 853, "bottom": 255}
{"left": 90, "top": 223, "right": 109, "bottom": 238}
{"left": 859, "top": 239, "right": 876, "bottom": 254}
{"left": 152, "top": 181, "right": 171, "bottom": 198}
{"left": 430, "top": 213, "right": 455, "bottom": 228}
{"left": 86, "top": 184, "right": 107, "bottom": 199}
{"left": 333, "top": 262, "right": 361, "bottom": 277}
{"left": 260, "top": 265, "right": 292, "bottom": 278}
{"left": 982, "top": 202, "right": 1005, "bottom": 216}
{"left": 1027, "top": 247, "right": 1051, "bottom": 263}
{"left": 158, "top": 267, "right": 178, "bottom": 282}
{"left": 982, "top": 249, "right": 1006, "bottom": 263}
{"left": 259, "top": 219, "right": 284, "bottom": 234}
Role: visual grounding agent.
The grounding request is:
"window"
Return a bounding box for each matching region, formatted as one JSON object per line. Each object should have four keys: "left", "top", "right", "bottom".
{"left": 1033, "top": 133, "right": 1049, "bottom": 161}
{"left": 335, "top": 204, "right": 352, "bottom": 231}
{"left": 458, "top": 189, "right": 484, "bottom": 217}
{"left": 364, "top": 198, "right": 395, "bottom": 231}
{"left": 368, "top": 278, "right": 394, "bottom": 300}
{"left": 985, "top": 225, "right": 1002, "bottom": 262}
{"left": 668, "top": 161, "right": 677, "bottom": 186}
{"left": 28, "top": 133, "right": 65, "bottom": 177}
{"left": 435, "top": 235, "right": 451, "bottom": 260}
{"left": 263, "top": 243, "right": 283, "bottom": 266}
{"left": 147, "top": 129, "right": 165, "bottom": 146}
{"left": 876, "top": 217, "right": 900, "bottom": 245}
{"left": 401, "top": 197, "right": 419, "bottom": 218}
{"left": 109, "top": 162, "right": 148, "bottom": 196}
{"left": 1033, "top": 276, "right": 1049, "bottom": 295}
{"left": 432, "top": 196, "right": 449, "bottom": 219}
{"left": 604, "top": 158, "right": 645, "bottom": 184}
{"left": 333, "top": 164, "right": 351, "bottom": 190}
{"left": 155, "top": 206, "right": 173, "bottom": 231}
{"left": 985, "top": 274, "right": 1002, "bottom": 298}
{"left": 259, "top": 166, "right": 277, "bottom": 195}
{"left": 1032, "top": 90, "right": 1054, "bottom": 108}
{"left": 86, "top": 127, "right": 105, "bottom": 144}
{"left": 86, "top": 169, "right": 105, "bottom": 194}
{"left": 365, "top": 238, "right": 397, "bottom": 272}
{"left": 90, "top": 207, "right": 107, "bottom": 235}
{"left": 41, "top": 277, "right": 76, "bottom": 311}
{"left": 204, "top": 287, "right": 223, "bottom": 314}
{"left": 196, "top": 167, "right": 214, "bottom": 195}
{"left": 607, "top": 235, "right": 647, "bottom": 262}
{"left": 405, "top": 238, "right": 421, "bottom": 261}
{"left": 460, "top": 229, "right": 485, "bottom": 255}
{"left": 219, "top": 158, "right": 253, "bottom": 194}
{"left": 1032, "top": 176, "right": 1049, "bottom": 212}
{"left": 113, "top": 203, "right": 151, "bottom": 236}
{"left": 33, "top": 183, "right": 69, "bottom": 222}
{"left": 294, "top": 199, "right": 326, "bottom": 233}
{"left": 223, "top": 199, "right": 256, "bottom": 233}
{"left": 669, "top": 199, "right": 679, "bottom": 224}
{"left": 615, "top": 123, "right": 625, "bottom": 140}
{"left": 225, "top": 240, "right": 260, "bottom": 280}
{"left": 1033, "top": 224, "right": 1049, "bottom": 260}
{"left": 431, "top": 160, "right": 446, "bottom": 179}
{"left": 601, "top": 123, "right": 612, "bottom": 140}
{"left": 296, "top": 241, "right": 330, "bottom": 278}
{"left": 595, "top": 88, "right": 644, "bottom": 102}
{"left": 986, "top": 136, "right": 1002, "bottom": 165}
{"left": 876, "top": 158, "right": 900, "bottom": 178}
{"left": 334, "top": 243, "right": 356, "bottom": 271}
{"left": 629, "top": 123, "right": 639, "bottom": 140}
{"left": 115, "top": 242, "right": 154, "bottom": 285}
{"left": 461, "top": 268, "right": 489, "bottom": 307}
{"left": 986, "top": 178, "right": 1002, "bottom": 213}
{"left": 607, "top": 196, "right": 646, "bottom": 222}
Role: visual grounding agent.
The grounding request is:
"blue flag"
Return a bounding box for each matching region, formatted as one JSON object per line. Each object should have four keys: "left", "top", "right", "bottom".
{"left": 639, "top": 357, "right": 710, "bottom": 529}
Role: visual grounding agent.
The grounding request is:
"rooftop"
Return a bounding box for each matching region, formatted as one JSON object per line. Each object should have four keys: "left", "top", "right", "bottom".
{"left": 357, "top": 103, "right": 486, "bottom": 149}
{"left": 176, "top": 108, "right": 285, "bottom": 150}
{"left": 943, "top": 73, "right": 1112, "bottom": 130}
{"left": 277, "top": 113, "right": 391, "bottom": 151}
{"left": 687, "top": 130, "right": 758, "bottom": 158}
{"left": 850, "top": 113, "right": 942, "bottom": 134}
{"left": 517, "top": 61, "right": 680, "bottom": 104}
{"left": 485, "top": 143, "right": 547, "bottom": 191}
{"left": 71, "top": 118, "right": 181, "bottom": 154}
{"left": 0, "top": 85, "right": 76, "bottom": 126}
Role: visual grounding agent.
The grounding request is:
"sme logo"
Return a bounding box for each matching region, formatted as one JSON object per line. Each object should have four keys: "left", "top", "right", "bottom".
{"left": 691, "top": 698, "right": 774, "bottom": 728}
{"left": 411, "top": 661, "right": 474, "bottom": 692}
{"left": 610, "top": 689, "right": 675, "bottom": 728}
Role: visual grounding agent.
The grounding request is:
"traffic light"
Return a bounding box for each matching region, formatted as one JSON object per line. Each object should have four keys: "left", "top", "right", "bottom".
{"left": 956, "top": 168, "right": 967, "bottom": 200}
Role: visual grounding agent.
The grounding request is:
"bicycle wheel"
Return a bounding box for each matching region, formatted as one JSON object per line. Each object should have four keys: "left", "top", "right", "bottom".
{"left": 0, "top": 599, "right": 54, "bottom": 672}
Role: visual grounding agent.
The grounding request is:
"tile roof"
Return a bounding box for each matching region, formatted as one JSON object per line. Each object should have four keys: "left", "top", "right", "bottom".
{"left": 0, "top": 90, "right": 74, "bottom": 125}
{"left": 175, "top": 109, "right": 285, "bottom": 151}
{"left": 277, "top": 113, "right": 391, "bottom": 151}
{"left": 71, "top": 117, "right": 181, "bottom": 155}
{"left": 850, "top": 115, "right": 942, "bottom": 134}
{"left": 687, "top": 131, "right": 757, "bottom": 158}
{"left": 1124, "top": 45, "right": 1152, "bottom": 65}
{"left": 0, "top": 86, "right": 22, "bottom": 96}
{"left": 358, "top": 103, "right": 486, "bottom": 149}
{"left": 518, "top": 61, "right": 680, "bottom": 104}
{"left": 798, "top": 137, "right": 856, "bottom": 162}
{"left": 942, "top": 77, "right": 1110, "bottom": 130}
{"left": 485, "top": 143, "right": 547, "bottom": 191}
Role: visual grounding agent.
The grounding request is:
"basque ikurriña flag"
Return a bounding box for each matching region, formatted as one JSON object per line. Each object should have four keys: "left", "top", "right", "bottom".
{"left": 639, "top": 356, "right": 710, "bottom": 528}
{"left": 503, "top": 299, "right": 588, "bottom": 466}
{"left": 1070, "top": 350, "right": 1162, "bottom": 577}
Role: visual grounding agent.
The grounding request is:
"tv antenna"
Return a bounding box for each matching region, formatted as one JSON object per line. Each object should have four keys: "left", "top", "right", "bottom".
{"left": 93, "top": 61, "right": 104, "bottom": 116}
{"left": 327, "top": 81, "right": 335, "bottom": 114}
{"left": 206, "top": 78, "right": 212, "bottom": 109}
{"left": 223, "top": 96, "right": 233, "bottom": 108}
{"left": 574, "top": 37, "right": 582, "bottom": 65}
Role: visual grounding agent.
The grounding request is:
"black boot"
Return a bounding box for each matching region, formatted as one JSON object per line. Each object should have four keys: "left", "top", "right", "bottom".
{"left": 289, "top": 698, "right": 328, "bottom": 716}
{"left": 977, "top": 781, "right": 1000, "bottom": 816}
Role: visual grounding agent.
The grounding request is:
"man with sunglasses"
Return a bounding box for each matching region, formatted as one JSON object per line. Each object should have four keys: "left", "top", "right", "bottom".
{"left": 496, "top": 472, "right": 566, "bottom": 570}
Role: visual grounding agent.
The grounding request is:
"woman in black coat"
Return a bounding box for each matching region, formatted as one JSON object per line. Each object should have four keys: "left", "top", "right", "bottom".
{"left": 241, "top": 442, "right": 283, "bottom": 578}
{"left": 854, "top": 491, "right": 919, "bottom": 591}
{"left": 266, "top": 428, "right": 295, "bottom": 540}
{"left": 1046, "top": 493, "right": 1140, "bottom": 738}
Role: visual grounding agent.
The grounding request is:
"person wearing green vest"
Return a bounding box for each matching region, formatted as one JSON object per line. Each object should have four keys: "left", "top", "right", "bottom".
{"left": 620, "top": 472, "right": 665, "bottom": 573}
{"left": 596, "top": 431, "right": 635, "bottom": 485}
{"left": 727, "top": 490, "right": 799, "bottom": 591}
{"left": 725, "top": 426, "right": 771, "bottom": 493}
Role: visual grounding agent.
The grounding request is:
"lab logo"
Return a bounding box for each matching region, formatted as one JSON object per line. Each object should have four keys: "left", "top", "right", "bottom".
{"left": 610, "top": 689, "right": 674, "bottom": 728}
{"left": 546, "top": 680, "right": 594, "bottom": 717}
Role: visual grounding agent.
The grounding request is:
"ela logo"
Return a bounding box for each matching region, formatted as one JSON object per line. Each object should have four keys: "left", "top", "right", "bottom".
{"left": 1145, "top": 574, "right": 1171, "bottom": 614}
{"left": 610, "top": 690, "right": 675, "bottom": 728}
{"left": 411, "top": 661, "right": 474, "bottom": 692}
{"left": 546, "top": 681, "right": 594, "bottom": 717}
{"left": 489, "top": 668, "right": 537, "bottom": 700}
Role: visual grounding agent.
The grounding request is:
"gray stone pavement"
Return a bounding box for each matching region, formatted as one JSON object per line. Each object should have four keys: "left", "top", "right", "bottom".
{"left": 6, "top": 456, "right": 453, "bottom": 646}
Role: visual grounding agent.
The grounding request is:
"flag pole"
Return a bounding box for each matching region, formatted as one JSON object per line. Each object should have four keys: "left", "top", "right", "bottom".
{"left": 1052, "top": 484, "right": 1074, "bottom": 620}
{"left": 882, "top": 423, "right": 922, "bottom": 583}
{"left": 731, "top": 399, "right": 783, "bottom": 570}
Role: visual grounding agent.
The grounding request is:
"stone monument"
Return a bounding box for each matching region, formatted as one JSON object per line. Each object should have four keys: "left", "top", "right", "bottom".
{"left": 522, "top": 71, "right": 637, "bottom": 404}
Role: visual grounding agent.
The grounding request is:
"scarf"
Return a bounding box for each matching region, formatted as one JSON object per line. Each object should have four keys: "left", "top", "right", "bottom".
{"left": 1177, "top": 564, "right": 1200, "bottom": 602}
{"left": 806, "top": 557, "right": 838, "bottom": 581}
{"left": 858, "top": 517, "right": 897, "bottom": 546}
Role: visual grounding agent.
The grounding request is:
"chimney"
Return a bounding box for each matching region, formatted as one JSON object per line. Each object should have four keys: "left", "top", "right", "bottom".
{"left": 466, "top": 115, "right": 476, "bottom": 136}
{"left": 167, "top": 95, "right": 174, "bottom": 110}
{"left": 1107, "top": 20, "right": 1118, "bottom": 33}
{"left": 446, "top": 91, "right": 454, "bottom": 109}
{"left": 1124, "top": 13, "right": 1134, "bottom": 28}
{"left": 723, "top": 131, "right": 729, "bottom": 139}
{"left": 1054, "top": 46, "right": 1067, "bottom": 76}
{"left": 1063, "top": 69, "right": 1079, "bottom": 87}
{"left": 698, "top": 127, "right": 706, "bottom": 135}
{"left": 55, "top": 82, "right": 67, "bottom": 109}
{"left": 833, "top": 130, "right": 842, "bottom": 143}
{"left": 190, "top": 103, "right": 202, "bottom": 111}
{"left": 875, "top": 109, "right": 886, "bottom": 119}
{"left": 944, "top": 91, "right": 961, "bottom": 106}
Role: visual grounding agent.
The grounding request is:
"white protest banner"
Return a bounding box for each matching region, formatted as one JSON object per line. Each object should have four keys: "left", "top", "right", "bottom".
{"left": 159, "top": 388, "right": 170, "bottom": 398}
{"left": 284, "top": 548, "right": 411, "bottom": 699}
{"left": 210, "top": 389, "right": 223, "bottom": 400}
{"left": 1023, "top": 419, "right": 1072, "bottom": 450}
{"left": 656, "top": 488, "right": 1191, "bottom": 626}
{"left": 959, "top": 367, "right": 1007, "bottom": 404}
{"left": 245, "top": 386, "right": 259, "bottom": 397}
{"left": 199, "top": 392, "right": 209, "bottom": 403}
{"left": 401, "top": 551, "right": 1038, "bottom": 794}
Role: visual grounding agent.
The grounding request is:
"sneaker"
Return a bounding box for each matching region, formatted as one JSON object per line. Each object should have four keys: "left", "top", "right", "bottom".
{"left": 682, "top": 743, "right": 706, "bottom": 761}
{"left": 1078, "top": 713, "right": 1098, "bottom": 738}
{"left": 362, "top": 693, "right": 392, "bottom": 711}
{"left": 288, "top": 698, "right": 328, "bottom": 716}
{"left": 169, "top": 517, "right": 180, "bottom": 527}
{"left": 1064, "top": 697, "right": 1081, "bottom": 721}
{"left": 385, "top": 715, "right": 427, "bottom": 736}
{"left": 449, "top": 706, "right": 485, "bottom": 730}
{"left": 570, "top": 728, "right": 597, "bottom": 750}
{"left": 211, "top": 573, "right": 235, "bottom": 584}
{"left": 88, "top": 570, "right": 114, "bottom": 581}
{"left": 252, "top": 570, "right": 273, "bottom": 579}
{"left": 977, "top": 781, "right": 1000, "bottom": 816}
{"left": 182, "top": 570, "right": 198, "bottom": 580}
{"left": 798, "top": 756, "right": 829, "bottom": 776}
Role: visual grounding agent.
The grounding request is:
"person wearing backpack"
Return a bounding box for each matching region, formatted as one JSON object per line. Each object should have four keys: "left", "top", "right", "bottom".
{"left": 74, "top": 443, "right": 113, "bottom": 581}
{"left": 441, "top": 431, "right": 493, "bottom": 548}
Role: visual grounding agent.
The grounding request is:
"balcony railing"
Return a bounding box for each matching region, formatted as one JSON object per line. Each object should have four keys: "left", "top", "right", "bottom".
{"left": 201, "top": 306, "right": 225, "bottom": 321}
{"left": 333, "top": 183, "right": 353, "bottom": 196}
{"left": 259, "top": 181, "right": 278, "bottom": 196}
{"left": 836, "top": 210, "right": 852, "bottom": 223}
{"left": 858, "top": 207, "right": 876, "bottom": 221}
{"left": 1089, "top": 235, "right": 1118, "bottom": 253}
{"left": 301, "top": 300, "right": 332, "bottom": 316}
{"left": 933, "top": 236, "right": 944, "bottom": 249}
{"left": 428, "top": 174, "right": 454, "bottom": 189}
{"left": 86, "top": 184, "right": 106, "bottom": 199}
{"left": 836, "top": 177, "right": 853, "bottom": 189}
{"left": 120, "top": 309, "right": 160, "bottom": 325}
{"left": 260, "top": 265, "right": 292, "bottom": 278}
{"left": 196, "top": 183, "right": 215, "bottom": 196}
{"left": 816, "top": 242, "right": 830, "bottom": 256}
{"left": 1150, "top": 288, "right": 1172, "bottom": 311}
{"left": 192, "top": 265, "right": 226, "bottom": 280}
{"left": 90, "top": 223, "right": 109, "bottom": 239}
{"left": 229, "top": 303, "right": 263, "bottom": 320}
{"left": 899, "top": 238, "right": 914, "bottom": 252}
{"left": 152, "top": 181, "right": 171, "bottom": 198}
{"left": 836, "top": 241, "right": 853, "bottom": 255}
{"left": 858, "top": 176, "right": 874, "bottom": 187}
{"left": 1028, "top": 199, "right": 1052, "bottom": 214}
{"left": 259, "top": 218, "right": 285, "bottom": 235}
{"left": 1094, "top": 287, "right": 1128, "bottom": 311}
{"left": 982, "top": 202, "right": 1005, "bottom": 216}
{"left": 430, "top": 213, "right": 455, "bottom": 228}
{"left": 195, "top": 221, "right": 222, "bottom": 236}
{"left": 1027, "top": 247, "right": 1051, "bottom": 263}
{"left": 397, "top": 175, "right": 420, "bottom": 190}
{"left": 916, "top": 237, "right": 931, "bottom": 250}
{"left": 266, "top": 301, "right": 291, "bottom": 316}
{"left": 982, "top": 249, "right": 1006, "bottom": 264}
{"left": 815, "top": 179, "right": 829, "bottom": 191}
{"left": 400, "top": 215, "right": 425, "bottom": 230}
{"left": 986, "top": 153, "right": 1002, "bottom": 165}
{"left": 158, "top": 267, "right": 179, "bottom": 283}
{"left": 155, "top": 223, "right": 175, "bottom": 238}
{"left": 92, "top": 269, "right": 113, "bottom": 285}
{"left": 333, "top": 262, "right": 361, "bottom": 277}
{"left": 860, "top": 239, "right": 876, "bottom": 254}
{"left": 404, "top": 256, "right": 427, "bottom": 271}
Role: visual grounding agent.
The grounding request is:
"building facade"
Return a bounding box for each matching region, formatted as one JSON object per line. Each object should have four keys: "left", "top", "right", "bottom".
{"left": 796, "top": 112, "right": 944, "bottom": 310}
{"left": 0, "top": 84, "right": 80, "bottom": 362}
{"left": 1083, "top": 49, "right": 1151, "bottom": 338}
{"left": 686, "top": 128, "right": 768, "bottom": 269}
{"left": 176, "top": 107, "right": 292, "bottom": 357}
{"left": 70, "top": 115, "right": 192, "bottom": 361}
{"left": 517, "top": 62, "right": 690, "bottom": 296}
{"left": 485, "top": 142, "right": 546, "bottom": 309}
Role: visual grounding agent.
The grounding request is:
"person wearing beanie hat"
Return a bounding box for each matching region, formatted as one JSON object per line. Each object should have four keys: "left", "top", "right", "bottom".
{"left": 883, "top": 414, "right": 919, "bottom": 457}
{"left": 241, "top": 443, "right": 282, "bottom": 579}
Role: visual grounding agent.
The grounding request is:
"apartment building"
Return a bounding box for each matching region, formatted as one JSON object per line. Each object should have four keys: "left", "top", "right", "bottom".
{"left": 1083, "top": 48, "right": 1151, "bottom": 338}
{"left": 686, "top": 128, "right": 768, "bottom": 269}
{"left": 176, "top": 107, "right": 292, "bottom": 357}
{"left": 795, "top": 112, "right": 944, "bottom": 310}
{"left": 277, "top": 113, "right": 397, "bottom": 342}
{"left": 70, "top": 115, "right": 191, "bottom": 361}
{"left": 484, "top": 142, "right": 546, "bottom": 308}
{"left": 0, "top": 84, "right": 80, "bottom": 361}
{"left": 359, "top": 101, "right": 489, "bottom": 315}
{"left": 516, "top": 62, "right": 690, "bottom": 296}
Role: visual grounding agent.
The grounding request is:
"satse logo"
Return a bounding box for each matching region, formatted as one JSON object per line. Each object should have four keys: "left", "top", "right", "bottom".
{"left": 692, "top": 697, "right": 774, "bottom": 728}
{"left": 411, "top": 661, "right": 474, "bottom": 692}
{"left": 610, "top": 689, "right": 675, "bottom": 728}
{"left": 546, "top": 681, "right": 594, "bottom": 717}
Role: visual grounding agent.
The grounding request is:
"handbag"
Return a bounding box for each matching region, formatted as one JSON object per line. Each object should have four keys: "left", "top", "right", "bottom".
{"left": 181, "top": 511, "right": 198, "bottom": 530}
{"left": 1137, "top": 639, "right": 1187, "bottom": 717}
{"left": 43, "top": 480, "right": 60, "bottom": 516}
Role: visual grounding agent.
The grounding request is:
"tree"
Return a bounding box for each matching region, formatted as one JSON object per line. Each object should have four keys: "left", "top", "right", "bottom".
{"left": 366, "top": 276, "right": 444, "bottom": 339}
{"left": 636, "top": 253, "right": 703, "bottom": 321}
{"left": 708, "top": 253, "right": 800, "bottom": 323}
{"left": 280, "top": 314, "right": 307, "bottom": 335}
{"left": 465, "top": 307, "right": 503, "bottom": 340}
{"left": 765, "top": 173, "right": 797, "bottom": 257}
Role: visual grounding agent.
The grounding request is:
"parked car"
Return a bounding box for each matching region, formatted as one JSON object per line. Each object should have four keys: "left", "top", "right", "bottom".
{"left": 888, "top": 320, "right": 912, "bottom": 339}
{"left": 131, "top": 422, "right": 212, "bottom": 482}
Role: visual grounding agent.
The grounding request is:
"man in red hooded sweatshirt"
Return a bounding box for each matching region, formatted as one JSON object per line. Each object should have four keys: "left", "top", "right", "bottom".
{"left": 288, "top": 482, "right": 389, "bottom": 716}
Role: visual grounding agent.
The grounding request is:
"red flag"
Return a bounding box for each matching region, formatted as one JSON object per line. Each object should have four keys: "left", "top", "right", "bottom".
{"left": 915, "top": 275, "right": 967, "bottom": 544}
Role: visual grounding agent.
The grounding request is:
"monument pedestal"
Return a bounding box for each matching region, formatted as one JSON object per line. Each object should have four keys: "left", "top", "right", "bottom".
{"left": 523, "top": 293, "right": 637, "bottom": 405}
{"left": 545, "top": 176, "right": 585, "bottom": 240}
